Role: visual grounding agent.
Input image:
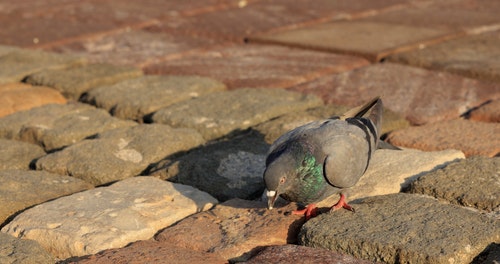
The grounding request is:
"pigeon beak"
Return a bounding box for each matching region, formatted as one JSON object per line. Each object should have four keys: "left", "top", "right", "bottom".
{"left": 266, "top": 190, "right": 278, "bottom": 210}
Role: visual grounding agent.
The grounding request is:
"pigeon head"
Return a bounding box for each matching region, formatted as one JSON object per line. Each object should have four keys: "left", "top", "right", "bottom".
{"left": 264, "top": 149, "right": 324, "bottom": 209}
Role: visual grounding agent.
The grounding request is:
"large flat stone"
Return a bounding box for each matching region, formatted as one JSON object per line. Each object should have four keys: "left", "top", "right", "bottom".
{"left": 388, "top": 30, "right": 500, "bottom": 83}
{"left": 155, "top": 198, "right": 303, "bottom": 262}
{"left": 243, "top": 244, "right": 374, "bottom": 264}
{"left": 70, "top": 240, "right": 226, "bottom": 264}
{"left": 0, "top": 103, "right": 136, "bottom": 152}
{"left": 409, "top": 156, "right": 500, "bottom": 212}
{"left": 0, "top": 83, "right": 67, "bottom": 118}
{"left": 299, "top": 193, "right": 500, "bottom": 263}
{"left": 0, "top": 232, "right": 55, "bottom": 264}
{"left": 346, "top": 148, "right": 465, "bottom": 202}
{"left": 0, "top": 169, "right": 93, "bottom": 225}
{"left": 152, "top": 88, "right": 322, "bottom": 140}
{"left": 250, "top": 20, "right": 454, "bottom": 62}
{"left": 1, "top": 177, "right": 218, "bottom": 259}
{"left": 0, "top": 139, "right": 45, "bottom": 170}
{"left": 82, "top": 75, "right": 226, "bottom": 121}
{"left": 149, "top": 130, "right": 269, "bottom": 201}
{"left": 144, "top": 44, "right": 370, "bottom": 89}
{"left": 24, "top": 63, "right": 143, "bottom": 100}
{"left": 36, "top": 124, "right": 205, "bottom": 186}
{"left": 0, "top": 49, "right": 85, "bottom": 84}
{"left": 289, "top": 63, "right": 500, "bottom": 125}
{"left": 387, "top": 118, "right": 500, "bottom": 157}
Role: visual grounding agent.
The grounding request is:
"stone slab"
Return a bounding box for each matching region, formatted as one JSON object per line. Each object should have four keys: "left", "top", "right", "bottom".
{"left": 467, "top": 99, "right": 500, "bottom": 123}
{"left": 0, "top": 232, "right": 55, "bottom": 264}
{"left": 388, "top": 30, "right": 500, "bottom": 83}
{"left": 24, "top": 63, "right": 143, "bottom": 100}
{"left": 250, "top": 20, "right": 455, "bottom": 62}
{"left": 289, "top": 63, "right": 500, "bottom": 125}
{"left": 153, "top": 0, "right": 410, "bottom": 42}
{"left": 0, "top": 45, "right": 20, "bottom": 57}
{"left": 346, "top": 148, "right": 465, "bottom": 202}
{"left": 387, "top": 118, "right": 500, "bottom": 157}
{"left": 0, "top": 169, "right": 93, "bottom": 225}
{"left": 0, "top": 49, "right": 85, "bottom": 84}
{"left": 0, "top": 139, "right": 45, "bottom": 170}
{"left": 243, "top": 244, "right": 375, "bottom": 264}
{"left": 36, "top": 124, "right": 205, "bottom": 186}
{"left": 1, "top": 177, "right": 218, "bottom": 259}
{"left": 0, "top": 103, "right": 136, "bottom": 152}
{"left": 149, "top": 130, "right": 269, "bottom": 201}
{"left": 155, "top": 198, "right": 303, "bottom": 262}
{"left": 0, "top": 83, "right": 67, "bottom": 118}
{"left": 409, "top": 156, "right": 500, "bottom": 212}
{"left": 152, "top": 88, "right": 322, "bottom": 141}
{"left": 47, "top": 27, "right": 223, "bottom": 68}
{"left": 144, "top": 44, "right": 370, "bottom": 89}
{"left": 82, "top": 75, "right": 226, "bottom": 121}
{"left": 299, "top": 193, "right": 500, "bottom": 264}
{"left": 69, "top": 240, "right": 226, "bottom": 264}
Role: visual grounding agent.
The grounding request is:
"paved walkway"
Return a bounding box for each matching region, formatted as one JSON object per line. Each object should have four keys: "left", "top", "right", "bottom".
{"left": 0, "top": 1, "right": 499, "bottom": 263}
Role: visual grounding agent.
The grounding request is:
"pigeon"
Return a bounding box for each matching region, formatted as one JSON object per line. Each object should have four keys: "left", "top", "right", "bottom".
{"left": 264, "top": 97, "right": 383, "bottom": 220}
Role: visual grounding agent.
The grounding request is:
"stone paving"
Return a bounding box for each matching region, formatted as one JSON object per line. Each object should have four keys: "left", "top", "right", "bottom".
{"left": 0, "top": 1, "right": 499, "bottom": 263}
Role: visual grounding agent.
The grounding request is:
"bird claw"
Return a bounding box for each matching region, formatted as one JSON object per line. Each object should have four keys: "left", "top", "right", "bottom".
{"left": 330, "top": 193, "right": 355, "bottom": 213}
{"left": 292, "top": 204, "right": 318, "bottom": 221}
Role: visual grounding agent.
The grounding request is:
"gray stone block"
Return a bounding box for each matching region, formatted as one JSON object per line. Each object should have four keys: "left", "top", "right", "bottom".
{"left": 409, "top": 156, "right": 500, "bottom": 212}
{"left": 0, "top": 49, "right": 85, "bottom": 85}
{"left": 24, "top": 63, "right": 143, "bottom": 100}
{"left": 36, "top": 124, "right": 205, "bottom": 186}
{"left": 82, "top": 75, "right": 226, "bottom": 121}
{"left": 0, "top": 139, "right": 45, "bottom": 170}
{"left": 0, "top": 169, "right": 93, "bottom": 224}
{"left": 0, "top": 103, "right": 136, "bottom": 151}
{"left": 152, "top": 88, "right": 323, "bottom": 140}
{"left": 0, "top": 232, "right": 55, "bottom": 264}
{"left": 149, "top": 131, "right": 268, "bottom": 201}
{"left": 299, "top": 193, "right": 500, "bottom": 264}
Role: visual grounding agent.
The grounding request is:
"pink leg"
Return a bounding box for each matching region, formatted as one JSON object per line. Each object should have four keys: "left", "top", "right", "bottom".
{"left": 292, "top": 204, "right": 318, "bottom": 221}
{"left": 330, "top": 193, "right": 355, "bottom": 212}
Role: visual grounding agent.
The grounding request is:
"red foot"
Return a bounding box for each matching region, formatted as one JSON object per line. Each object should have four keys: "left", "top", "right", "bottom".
{"left": 292, "top": 204, "right": 318, "bottom": 221}
{"left": 330, "top": 193, "right": 355, "bottom": 213}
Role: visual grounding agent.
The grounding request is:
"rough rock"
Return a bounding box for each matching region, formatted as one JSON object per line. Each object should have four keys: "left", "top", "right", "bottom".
{"left": 0, "top": 169, "right": 93, "bottom": 225}
{"left": 152, "top": 88, "right": 323, "bottom": 140}
{"left": 0, "top": 45, "right": 19, "bottom": 57}
{"left": 0, "top": 49, "right": 85, "bottom": 85}
{"left": 67, "top": 240, "right": 226, "bottom": 264}
{"left": 0, "top": 83, "right": 66, "bottom": 118}
{"left": 466, "top": 99, "right": 500, "bottom": 123}
{"left": 24, "top": 63, "right": 143, "bottom": 100}
{"left": 36, "top": 124, "right": 205, "bottom": 186}
{"left": 409, "top": 156, "right": 500, "bottom": 212}
{"left": 149, "top": 131, "right": 268, "bottom": 201}
{"left": 1, "top": 177, "right": 218, "bottom": 259}
{"left": 290, "top": 63, "right": 500, "bottom": 125}
{"left": 299, "top": 193, "right": 500, "bottom": 264}
{"left": 82, "top": 75, "right": 226, "bottom": 121}
{"left": 346, "top": 148, "right": 465, "bottom": 202}
{"left": 0, "top": 232, "right": 55, "bottom": 264}
{"left": 0, "top": 103, "right": 136, "bottom": 151}
{"left": 0, "top": 139, "right": 45, "bottom": 170}
{"left": 155, "top": 198, "right": 303, "bottom": 262}
{"left": 387, "top": 118, "right": 500, "bottom": 157}
{"left": 388, "top": 30, "right": 500, "bottom": 83}
{"left": 243, "top": 244, "right": 376, "bottom": 264}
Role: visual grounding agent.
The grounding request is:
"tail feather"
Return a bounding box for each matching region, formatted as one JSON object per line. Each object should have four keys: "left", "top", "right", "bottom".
{"left": 339, "top": 97, "right": 381, "bottom": 120}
